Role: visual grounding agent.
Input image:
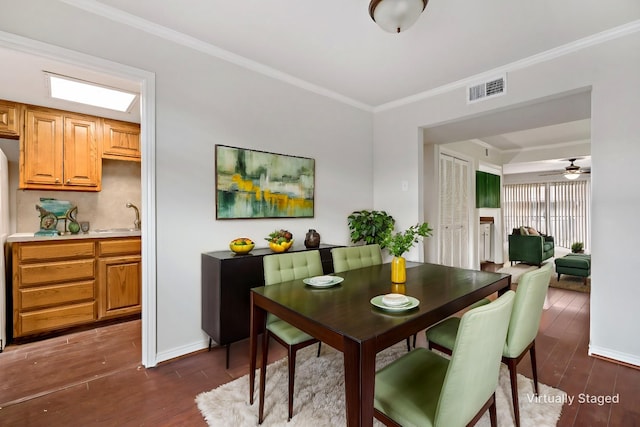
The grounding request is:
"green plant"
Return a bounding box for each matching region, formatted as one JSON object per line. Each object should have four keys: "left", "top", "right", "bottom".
{"left": 347, "top": 210, "right": 395, "bottom": 248}
{"left": 571, "top": 242, "right": 584, "bottom": 253}
{"left": 384, "top": 222, "right": 433, "bottom": 257}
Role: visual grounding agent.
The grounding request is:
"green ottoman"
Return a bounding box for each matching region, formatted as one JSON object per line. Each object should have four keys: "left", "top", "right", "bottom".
{"left": 555, "top": 254, "right": 591, "bottom": 285}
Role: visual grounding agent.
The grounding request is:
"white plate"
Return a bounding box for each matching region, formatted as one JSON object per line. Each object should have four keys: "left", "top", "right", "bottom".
{"left": 370, "top": 295, "right": 420, "bottom": 312}
{"left": 303, "top": 276, "right": 344, "bottom": 288}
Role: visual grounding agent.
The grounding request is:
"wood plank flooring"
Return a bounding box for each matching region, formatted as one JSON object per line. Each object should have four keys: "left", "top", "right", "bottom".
{"left": 1, "top": 282, "right": 638, "bottom": 426}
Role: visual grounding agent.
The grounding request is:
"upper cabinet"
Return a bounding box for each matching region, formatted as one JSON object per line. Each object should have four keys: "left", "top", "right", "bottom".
{"left": 102, "top": 119, "right": 141, "bottom": 162}
{"left": 0, "top": 100, "right": 20, "bottom": 138}
{"left": 476, "top": 171, "right": 501, "bottom": 208}
{"left": 20, "top": 107, "right": 102, "bottom": 191}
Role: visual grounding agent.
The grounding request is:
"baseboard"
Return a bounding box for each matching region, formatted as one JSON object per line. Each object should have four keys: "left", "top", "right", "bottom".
{"left": 156, "top": 339, "right": 210, "bottom": 364}
{"left": 589, "top": 344, "right": 640, "bottom": 369}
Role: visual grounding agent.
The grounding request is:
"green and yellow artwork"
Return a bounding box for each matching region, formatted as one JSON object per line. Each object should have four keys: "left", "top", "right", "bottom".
{"left": 215, "top": 145, "right": 315, "bottom": 219}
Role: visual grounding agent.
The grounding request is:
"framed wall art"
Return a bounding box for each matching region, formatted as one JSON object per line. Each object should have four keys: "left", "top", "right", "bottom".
{"left": 215, "top": 145, "right": 315, "bottom": 219}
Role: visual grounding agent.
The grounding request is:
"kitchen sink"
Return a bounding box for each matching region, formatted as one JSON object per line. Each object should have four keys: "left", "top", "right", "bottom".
{"left": 93, "top": 228, "right": 139, "bottom": 233}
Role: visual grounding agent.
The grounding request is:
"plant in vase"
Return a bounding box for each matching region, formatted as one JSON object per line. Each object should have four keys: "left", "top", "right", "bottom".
{"left": 571, "top": 242, "right": 584, "bottom": 253}
{"left": 347, "top": 210, "right": 395, "bottom": 248}
{"left": 383, "top": 222, "right": 433, "bottom": 283}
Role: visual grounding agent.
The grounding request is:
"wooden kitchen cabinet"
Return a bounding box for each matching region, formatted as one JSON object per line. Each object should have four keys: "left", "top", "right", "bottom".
{"left": 20, "top": 106, "right": 101, "bottom": 191}
{"left": 97, "top": 238, "right": 142, "bottom": 319}
{"left": 102, "top": 118, "right": 141, "bottom": 161}
{"left": 12, "top": 240, "right": 97, "bottom": 337}
{"left": 11, "top": 236, "right": 142, "bottom": 339}
{"left": 0, "top": 100, "right": 20, "bottom": 138}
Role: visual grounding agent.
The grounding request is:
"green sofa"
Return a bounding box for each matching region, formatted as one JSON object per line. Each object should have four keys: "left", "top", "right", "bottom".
{"left": 508, "top": 228, "right": 554, "bottom": 266}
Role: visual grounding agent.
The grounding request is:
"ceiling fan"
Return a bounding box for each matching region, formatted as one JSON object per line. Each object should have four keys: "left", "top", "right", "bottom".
{"left": 540, "top": 158, "right": 591, "bottom": 180}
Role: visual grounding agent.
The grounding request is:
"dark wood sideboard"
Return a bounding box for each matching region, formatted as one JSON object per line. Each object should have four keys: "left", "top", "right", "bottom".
{"left": 201, "top": 243, "right": 340, "bottom": 367}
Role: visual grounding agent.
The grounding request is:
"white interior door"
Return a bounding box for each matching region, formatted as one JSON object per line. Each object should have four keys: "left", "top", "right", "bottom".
{"left": 438, "top": 153, "right": 470, "bottom": 268}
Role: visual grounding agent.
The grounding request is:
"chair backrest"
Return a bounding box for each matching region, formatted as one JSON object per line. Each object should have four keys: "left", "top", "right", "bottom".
{"left": 263, "top": 251, "right": 324, "bottom": 326}
{"left": 263, "top": 250, "right": 323, "bottom": 286}
{"left": 504, "top": 263, "right": 552, "bottom": 358}
{"left": 435, "top": 291, "right": 515, "bottom": 427}
{"left": 330, "top": 244, "right": 383, "bottom": 273}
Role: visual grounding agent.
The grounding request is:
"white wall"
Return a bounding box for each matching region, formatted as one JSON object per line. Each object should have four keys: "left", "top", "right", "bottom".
{"left": 0, "top": 1, "right": 373, "bottom": 361}
{"left": 373, "top": 30, "right": 640, "bottom": 365}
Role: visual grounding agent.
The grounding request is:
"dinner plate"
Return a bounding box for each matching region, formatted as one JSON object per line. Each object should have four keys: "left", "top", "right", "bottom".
{"left": 370, "top": 295, "right": 420, "bottom": 312}
{"left": 303, "top": 276, "right": 344, "bottom": 288}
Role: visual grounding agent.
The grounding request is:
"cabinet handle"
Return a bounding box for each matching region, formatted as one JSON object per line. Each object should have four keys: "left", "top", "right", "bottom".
{"left": 66, "top": 179, "right": 71, "bottom": 184}
{"left": 55, "top": 178, "right": 60, "bottom": 183}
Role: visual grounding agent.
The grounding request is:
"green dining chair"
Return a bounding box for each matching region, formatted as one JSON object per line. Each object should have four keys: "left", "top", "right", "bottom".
{"left": 426, "top": 263, "right": 553, "bottom": 427}
{"left": 259, "top": 250, "right": 324, "bottom": 423}
{"left": 331, "top": 244, "right": 383, "bottom": 273}
{"left": 375, "top": 290, "right": 515, "bottom": 427}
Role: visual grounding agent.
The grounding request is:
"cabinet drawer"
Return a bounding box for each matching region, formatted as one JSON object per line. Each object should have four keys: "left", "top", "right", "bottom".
{"left": 19, "top": 241, "right": 95, "bottom": 261}
{"left": 20, "top": 259, "right": 95, "bottom": 286}
{"left": 98, "top": 239, "right": 141, "bottom": 256}
{"left": 20, "top": 280, "right": 95, "bottom": 310}
{"left": 18, "top": 302, "right": 96, "bottom": 336}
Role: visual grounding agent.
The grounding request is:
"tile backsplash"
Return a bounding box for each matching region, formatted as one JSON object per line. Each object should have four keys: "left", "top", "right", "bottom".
{"left": 16, "top": 160, "right": 141, "bottom": 233}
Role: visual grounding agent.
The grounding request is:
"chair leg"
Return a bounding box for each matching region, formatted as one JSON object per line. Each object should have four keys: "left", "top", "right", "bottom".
{"left": 557, "top": 273, "right": 561, "bottom": 281}
{"left": 413, "top": 333, "right": 417, "bottom": 348}
{"left": 406, "top": 337, "right": 411, "bottom": 352}
{"left": 489, "top": 394, "right": 498, "bottom": 427}
{"left": 288, "top": 346, "right": 297, "bottom": 421}
{"left": 530, "top": 341, "right": 539, "bottom": 395}
{"left": 506, "top": 358, "right": 521, "bottom": 427}
{"left": 258, "top": 331, "right": 270, "bottom": 424}
{"left": 316, "top": 341, "right": 322, "bottom": 357}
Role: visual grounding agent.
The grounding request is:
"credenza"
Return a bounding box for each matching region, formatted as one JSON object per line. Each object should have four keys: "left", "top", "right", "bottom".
{"left": 201, "top": 243, "right": 339, "bottom": 367}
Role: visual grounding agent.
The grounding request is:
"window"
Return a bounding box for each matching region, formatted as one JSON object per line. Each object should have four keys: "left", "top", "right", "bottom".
{"left": 503, "top": 180, "right": 590, "bottom": 250}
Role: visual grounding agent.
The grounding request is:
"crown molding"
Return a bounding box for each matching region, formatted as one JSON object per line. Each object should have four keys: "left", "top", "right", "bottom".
{"left": 374, "top": 19, "right": 640, "bottom": 112}
{"left": 60, "top": 1, "right": 639, "bottom": 114}
{"left": 59, "top": 0, "right": 373, "bottom": 112}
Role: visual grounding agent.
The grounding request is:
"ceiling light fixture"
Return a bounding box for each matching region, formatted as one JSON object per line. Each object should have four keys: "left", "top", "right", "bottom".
{"left": 369, "top": 0, "right": 428, "bottom": 33}
{"left": 564, "top": 171, "right": 581, "bottom": 180}
{"left": 46, "top": 72, "right": 137, "bottom": 112}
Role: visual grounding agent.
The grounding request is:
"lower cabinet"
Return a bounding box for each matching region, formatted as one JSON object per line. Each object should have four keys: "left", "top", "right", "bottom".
{"left": 11, "top": 237, "right": 141, "bottom": 339}
{"left": 98, "top": 254, "right": 142, "bottom": 319}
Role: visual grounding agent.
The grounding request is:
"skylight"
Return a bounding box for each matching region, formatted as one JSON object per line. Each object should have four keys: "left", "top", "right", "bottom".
{"left": 46, "top": 73, "right": 137, "bottom": 112}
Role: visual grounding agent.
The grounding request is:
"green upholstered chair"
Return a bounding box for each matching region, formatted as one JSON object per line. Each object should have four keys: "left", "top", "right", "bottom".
{"left": 331, "top": 244, "right": 383, "bottom": 273}
{"left": 259, "top": 250, "right": 323, "bottom": 423}
{"left": 426, "top": 263, "right": 553, "bottom": 427}
{"left": 375, "top": 291, "right": 515, "bottom": 427}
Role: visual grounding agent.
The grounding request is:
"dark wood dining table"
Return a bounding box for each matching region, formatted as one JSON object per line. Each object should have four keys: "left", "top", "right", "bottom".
{"left": 249, "top": 262, "right": 511, "bottom": 426}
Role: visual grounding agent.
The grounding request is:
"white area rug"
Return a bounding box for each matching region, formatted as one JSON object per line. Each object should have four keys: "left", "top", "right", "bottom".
{"left": 498, "top": 264, "right": 539, "bottom": 284}
{"left": 196, "top": 343, "right": 566, "bottom": 427}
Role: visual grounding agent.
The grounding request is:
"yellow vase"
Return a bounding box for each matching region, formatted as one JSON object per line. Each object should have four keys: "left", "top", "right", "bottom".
{"left": 391, "top": 283, "right": 406, "bottom": 294}
{"left": 391, "top": 256, "right": 406, "bottom": 284}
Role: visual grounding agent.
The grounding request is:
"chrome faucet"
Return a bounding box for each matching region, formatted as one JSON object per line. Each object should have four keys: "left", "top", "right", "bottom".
{"left": 126, "top": 202, "right": 141, "bottom": 230}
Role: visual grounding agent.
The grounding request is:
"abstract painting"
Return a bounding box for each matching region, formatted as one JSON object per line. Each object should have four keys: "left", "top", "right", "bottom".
{"left": 215, "top": 145, "right": 315, "bottom": 219}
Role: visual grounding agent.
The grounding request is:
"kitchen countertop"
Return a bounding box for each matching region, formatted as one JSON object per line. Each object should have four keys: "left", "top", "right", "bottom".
{"left": 7, "top": 229, "right": 141, "bottom": 243}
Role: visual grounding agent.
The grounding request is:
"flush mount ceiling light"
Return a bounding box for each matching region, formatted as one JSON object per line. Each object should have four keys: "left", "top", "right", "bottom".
{"left": 46, "top": 72, "right": 137, "bottom": 112}
{"left": 369, "top": 0, "right": 428, "bottom": 33}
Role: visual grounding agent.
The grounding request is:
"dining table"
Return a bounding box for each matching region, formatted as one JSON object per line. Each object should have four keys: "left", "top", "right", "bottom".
{"left": 248, "top": 261, "right": 511, "bottom": 427}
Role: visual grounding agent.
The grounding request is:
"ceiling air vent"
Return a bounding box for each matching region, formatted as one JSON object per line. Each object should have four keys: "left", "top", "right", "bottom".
{"left": 467, "top": 74, "right": 506, "bottom": 104}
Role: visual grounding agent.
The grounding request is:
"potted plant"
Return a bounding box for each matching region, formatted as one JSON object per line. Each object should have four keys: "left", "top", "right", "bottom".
{"left": 571, "top": 242, "right": 584, "bottom": 253}
{"left": 347, "top": 210, "right": 395, "bottom": 248}
{"left": 383, "top": 222, "right": 433, "bottom": 283}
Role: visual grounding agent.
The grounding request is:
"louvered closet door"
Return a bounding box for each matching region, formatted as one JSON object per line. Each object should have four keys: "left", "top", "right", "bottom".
{"left": 438, "top": 154, "right": 470, "bottom": 268}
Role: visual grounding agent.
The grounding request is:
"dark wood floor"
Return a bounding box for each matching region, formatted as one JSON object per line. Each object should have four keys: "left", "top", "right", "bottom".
{"left": 1, "top": 276, "right": 639, "bottom": 426}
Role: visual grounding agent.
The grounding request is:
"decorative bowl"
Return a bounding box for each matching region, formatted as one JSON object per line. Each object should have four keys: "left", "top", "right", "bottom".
{"left": 229, "top": 238, "right": 255, "bottom": 254}
{"left": 269, "top": 240, "right": 293, "bottom": 253}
